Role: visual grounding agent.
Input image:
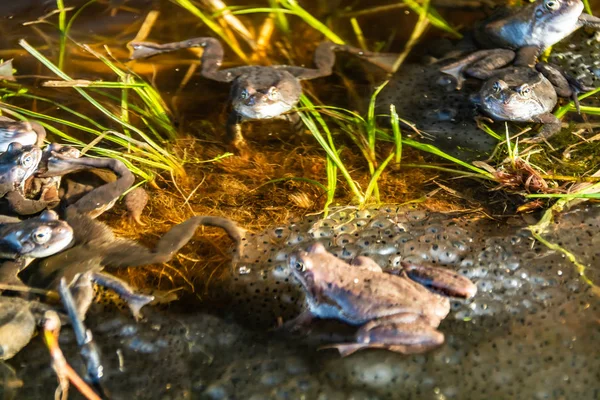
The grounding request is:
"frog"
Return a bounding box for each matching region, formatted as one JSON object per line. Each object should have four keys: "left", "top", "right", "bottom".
{"left": 130, "top": 37, "right": 393, "bottom": 156}
{"left": 442, "top": 48, "right": 589, "bottom": 141}
{"left": 285, "top": 242, "right": 477, "bottom": 356}
{"left": 20, "top": 212, "right": 244, "bottom": 321}
{"left": 0, "top": 141, "right": 143, "bottom": 220}
{"left": 0, "top": 116, "right": 46, "bottom": 152}
{"left": 441, "top": 0, "right": 600, "bottom": 88}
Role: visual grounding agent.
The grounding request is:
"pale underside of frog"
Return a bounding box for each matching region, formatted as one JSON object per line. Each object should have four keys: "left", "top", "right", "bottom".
{"left": 0, "top": 210, "right": 243, "bottom": 360}
{"left": 285, "top": 242, "right": 477, "bottom": 356}
{"left": 130, "top": 37, "right": 394, "bottom": 156}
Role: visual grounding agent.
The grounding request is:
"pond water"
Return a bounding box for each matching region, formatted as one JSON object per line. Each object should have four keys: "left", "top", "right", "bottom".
{"left": 0, "top": 0, "right": 600, "bottom": 399}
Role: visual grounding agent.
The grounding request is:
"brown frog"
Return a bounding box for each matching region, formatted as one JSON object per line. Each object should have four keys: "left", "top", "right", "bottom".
{"left": 130, "top": 37, "right": 392, "bottom": 156}
{"left": 287, "top": 242, "right": 477, "bottom": 356}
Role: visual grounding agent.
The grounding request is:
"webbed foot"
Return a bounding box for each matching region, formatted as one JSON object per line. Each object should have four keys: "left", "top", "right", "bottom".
{"left": 124, "top": 187, "right": 148, "bottom": 226}
{"left": 91, "top": 272, "right": 154, "bottom": 321}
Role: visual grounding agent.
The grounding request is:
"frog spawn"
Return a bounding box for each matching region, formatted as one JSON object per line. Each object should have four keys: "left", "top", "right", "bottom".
{"left": 375, "top": 63, "right": 498, "bottom": 160}
{"left": 549, "top": 30, "right": 600, "bottom": 88}
{"left": 4, "top": 205, "right": 600, "bottom": 399}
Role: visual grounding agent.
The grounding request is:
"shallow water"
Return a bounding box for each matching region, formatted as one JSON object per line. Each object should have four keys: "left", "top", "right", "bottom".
{"left": 0, "top": 0, "right": 600, "bottom": 399}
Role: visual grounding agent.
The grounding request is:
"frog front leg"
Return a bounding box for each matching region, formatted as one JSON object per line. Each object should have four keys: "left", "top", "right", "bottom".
{"left": 578, "top": 13, "right": 600, "bottom": 29}
{"left": 0, "top": 260, "right": 28, "bottom": 286}
{"left": 536, "top": 62, "right": 594, "bottom": 112}
{"left": 440, "top": 49, "right": 515, "bottom": 89}
{"left": 323, "top": 313, "right": 445, "bottom": 357}
{"left": 522, "top": 113, "right": 563, "bottom": 143}
{"left": 225, "top": 110, "right": 251, "bottom": 157}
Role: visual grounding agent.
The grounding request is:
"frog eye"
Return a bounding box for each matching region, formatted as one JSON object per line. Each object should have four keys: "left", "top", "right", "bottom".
{"left": 544, "top": 0, "right": 560, "bottom": 10}
{"left": 240, "top": 89, "right": 249, "bottom": 100}
{"left": 31, "top": 226, "right": 52, "bottom": 245}
{"left": 517, "top": 85, "right": 532, "bottom": 97}
{"left": 20, "top": 153, "right": 35, "bottom": 168}
{"left": 492, "top": 81, "right": 502, "bottom": 93}
{"left": 267, "top": 87, "right": 280, "bottom": 100}
{"left": 294, "top": 261, "right": 306, "bottom": 272}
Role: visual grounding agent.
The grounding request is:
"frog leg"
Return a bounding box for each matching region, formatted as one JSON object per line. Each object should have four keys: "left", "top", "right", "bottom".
{"left": 124, "top": 187, "right": 148, "bottom": 226}
{"left": 400, "top": 261, "right": 477, "bottom": 299}
{"left": 225, "top": 110, "right": 251, "bottom": 157}
{"left": 350, "top": 256, "right": 384, "bottom": 273}
{"left": 513, "top": 46, "right": 541, "bottom": 68}
{"left": 90, "top": 271, "right": 154, "bottom": 320}
{"left": 49, "top": 157, "right": 135, "bottom": 218}
{"left": 0, "top": 297, "right": 36, "bottom": 360}
{"left": 58, "top": 276, "right": 105, "bottom": 386}
{"left": 5, "top": 191, "right": 55, "bottom": 215}
{"left": 578, "top": 13, "right": 600, "bottom": 29}
{"left": 130, "top": 37, "right": 241, "bottom": 83}
{"left": 0, "top": 260, "right": 28, "bottom": 286}
{"left": 278, "top": 42, "right": 396, "bottom": 80}
{"left": 28, "top": 121, "right": 47, "bottom": 147}
{"left": 99, "top": 215, "right": 245, "bottom": 268}
{"left": 440, "top": 49, "right": 515, "bottom": 89}
{"left": 536, "top": 62, "right": 595, "bottom": 113}
{"left": 522, "top": 113, "right": 563, "bottom": 143}
{"left": 321, "top": 313, "right": 445, "bottom": 357}
{"left": 535, "top": 62, "right": 573, "bottom": 98}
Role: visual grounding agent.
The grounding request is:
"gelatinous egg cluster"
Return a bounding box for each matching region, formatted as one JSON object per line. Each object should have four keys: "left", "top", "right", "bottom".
{"left": 10, "top": 205, "right": 600, "bottom": 399}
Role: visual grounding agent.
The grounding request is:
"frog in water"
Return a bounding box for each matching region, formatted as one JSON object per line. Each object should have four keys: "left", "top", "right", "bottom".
{"left": 286, "top": 242, "right": 477, "bottom": 356}
{"left": 442, "top": 0, "right": 600, "bottom": 88}
{"left": 130, "top": 37, "right": 392, "bottom": 156}
{"left": 444, "top": 49, "right": 589, "bottom": 141}
{"left": 0, "top": 141, "right": 144, "bottom": 220}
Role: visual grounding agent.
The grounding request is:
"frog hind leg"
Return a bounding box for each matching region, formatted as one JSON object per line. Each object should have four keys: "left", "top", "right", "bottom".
{"left": 90, "top": 271, "right": 154, "bottom": 320}
{"left": 280, "top": 41, "right": 396, "bottom": 80}
{"left": 400, "top": 261, "right": 477, "bottom": 299}
{"left": 322, "top": 313, "right": 445, "bottom": 357}
{"left": 130, "top": 37, "right": 236, "bottom": 83}
{"left": 440, "top": 49, "right": 515, "bottom": 89}
{"left": 5, "top": 191, "right": 55, "bottom": 215}
{"left": 62, "top": 157, "right": 135, "bottom": 218}
{"left": 100, "top": 215, "right": 246, "bottom": 269}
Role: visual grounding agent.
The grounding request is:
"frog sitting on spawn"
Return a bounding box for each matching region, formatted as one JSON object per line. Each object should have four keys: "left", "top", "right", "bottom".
{"left": 286, "top": 242, "right": 477, "bottom": 356}
{"left": 130, "top": 38, "right": 393, "bottom": 156}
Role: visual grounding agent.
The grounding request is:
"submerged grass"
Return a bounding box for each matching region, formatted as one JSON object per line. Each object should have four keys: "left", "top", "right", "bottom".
{"left": 10, "top": 38, "right": 185, "bottom": 179}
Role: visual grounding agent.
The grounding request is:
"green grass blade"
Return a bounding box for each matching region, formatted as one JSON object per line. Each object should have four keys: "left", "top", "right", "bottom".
{"left": 170, "top": 0, "right": 248, "bottom": 62}
{"left": 277, "top": 0, "right": 345, "bottom": 44}
{"left": 390, "top": 104, "right": 402, "bottom": 165}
